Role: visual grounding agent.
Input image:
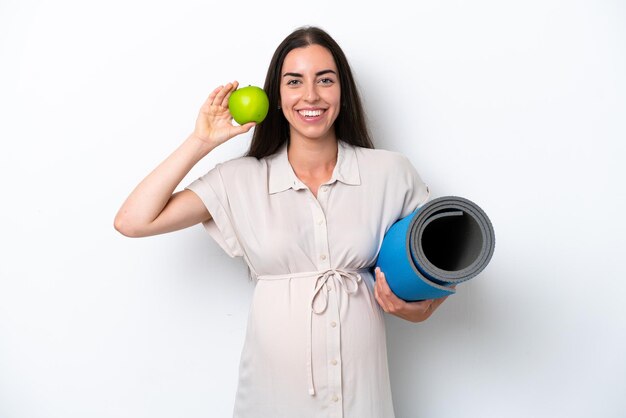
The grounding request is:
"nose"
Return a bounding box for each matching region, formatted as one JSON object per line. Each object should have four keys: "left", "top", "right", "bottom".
{"left": 304, "top": 83, "right": 320, "bottom": 102}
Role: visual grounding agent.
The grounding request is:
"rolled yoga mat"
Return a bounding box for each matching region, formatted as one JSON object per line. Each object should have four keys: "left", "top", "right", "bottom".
{"left": 376, "top": 196, "right": 495, "bottom": 301}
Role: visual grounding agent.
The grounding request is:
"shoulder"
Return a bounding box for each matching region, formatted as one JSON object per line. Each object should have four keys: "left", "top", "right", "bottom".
{"left": 349, "top": 144, "right": 425, "bottom": 194}
{"left": 357, "top": 146, "right": 409, "bottom": 161}
{"left": 352, "top": 145, "right": 415, "bottom": 173}
{"left": 193, "top": 155, "right": 267, "bottom": 190}
{"left": 214, "top": 155, "right": 266, "bottom": 176}
{"left": 354, "top": 145, "right": 430, "bottom": 215}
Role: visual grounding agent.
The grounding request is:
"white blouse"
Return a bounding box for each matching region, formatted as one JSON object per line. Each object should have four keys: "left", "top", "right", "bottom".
{"left": 187, "top": 140, "right": 429, "bottom": 418}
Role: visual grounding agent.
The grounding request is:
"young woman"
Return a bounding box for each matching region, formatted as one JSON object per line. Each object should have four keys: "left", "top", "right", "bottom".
{"left": 115, "top": 26, "right": 450, "bottom": 418}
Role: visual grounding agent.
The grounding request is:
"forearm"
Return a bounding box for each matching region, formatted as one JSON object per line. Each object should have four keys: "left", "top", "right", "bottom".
{"left": 114, "top": 134, "right": 215, "bottom": 232}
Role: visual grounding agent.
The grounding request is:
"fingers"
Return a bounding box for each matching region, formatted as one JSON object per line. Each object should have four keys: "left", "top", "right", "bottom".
{"left": 373, "top": 269, "right": 386, "bottom": 311}
{"left": 219, "top": 81, "right": 239, "bottom": 108}
{"left": 374, "top": 267, "right": 447, "bottom": 322}
{"left": 231, "top": 121, "right": 256, "bottom": 136}
{"left": 374, "top": 267, "right": 406, "bottom": 314}
{"left": 373, "top": 267, "right": 386, "bottom": 310}
{"left": 214, "top": 81, "right": 237, "bottom": 108}
{"left": 201, "top": 85, "right": 223, "bottom": 111}
{"left": 201, "top": 81, "right": 239, "bottom": 110}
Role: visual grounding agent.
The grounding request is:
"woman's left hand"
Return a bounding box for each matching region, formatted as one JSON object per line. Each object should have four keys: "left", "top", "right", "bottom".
{"left": 373, "top": 267, "right": 452, "bottom": 323}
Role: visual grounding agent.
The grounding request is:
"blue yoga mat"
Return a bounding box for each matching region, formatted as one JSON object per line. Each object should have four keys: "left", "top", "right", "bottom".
{"left": 376, "top": 196, "right": 495, "bottom": 301}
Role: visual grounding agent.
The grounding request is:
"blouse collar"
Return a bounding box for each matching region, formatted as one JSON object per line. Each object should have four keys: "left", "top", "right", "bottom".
{"left": 268, "top": 140, "right": 361, "bottom": 195}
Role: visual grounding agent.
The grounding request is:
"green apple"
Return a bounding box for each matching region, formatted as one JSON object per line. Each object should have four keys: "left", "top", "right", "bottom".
{"left": 228, "top": 85, "right": 269, "bottom": 125}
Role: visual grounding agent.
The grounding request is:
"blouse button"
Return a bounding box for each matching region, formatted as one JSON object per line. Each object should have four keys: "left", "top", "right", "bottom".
{"left": 332, "top": 395, "right": 339, "bottom": 402}
{"left": 321, "top": 186, "right": 328, "bottom": 192}
{"left": 320, "top": 254, "right": 327, "bottom": 261}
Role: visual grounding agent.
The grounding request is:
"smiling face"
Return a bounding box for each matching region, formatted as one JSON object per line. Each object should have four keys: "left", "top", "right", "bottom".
{"left": 279, "top": 44, "right": 341, "bottom": 144}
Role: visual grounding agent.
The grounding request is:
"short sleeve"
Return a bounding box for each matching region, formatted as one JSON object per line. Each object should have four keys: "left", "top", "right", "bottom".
{"left": 398, "top": 155, "right": 430, "bottom": 218}
{"left": 186, "top": 164, "right": 244, "bottom": 258}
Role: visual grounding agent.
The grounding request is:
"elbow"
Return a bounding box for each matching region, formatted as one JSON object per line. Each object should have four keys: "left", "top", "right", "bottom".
{"left": 113, "top": 213, "right": 143, "bottom": 238}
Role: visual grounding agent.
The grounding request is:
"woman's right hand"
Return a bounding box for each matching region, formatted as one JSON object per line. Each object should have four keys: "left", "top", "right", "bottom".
{"left": 192, "top": 81, "right": 256, "bottom": 148}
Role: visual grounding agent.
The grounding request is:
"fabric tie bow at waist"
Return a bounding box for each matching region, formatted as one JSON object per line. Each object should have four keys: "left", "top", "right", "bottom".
{"left": 257, "top": 268, "right": 367, "bottom": 396}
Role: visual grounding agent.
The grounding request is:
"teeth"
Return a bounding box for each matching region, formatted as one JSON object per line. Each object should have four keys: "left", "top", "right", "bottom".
{"left": 299, "top": 109, "right": 323, "bottom": 117}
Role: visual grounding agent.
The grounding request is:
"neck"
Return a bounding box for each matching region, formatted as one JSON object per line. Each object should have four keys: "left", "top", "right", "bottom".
{"left": 287, "top": 135, "right": 338, "bottom": 174}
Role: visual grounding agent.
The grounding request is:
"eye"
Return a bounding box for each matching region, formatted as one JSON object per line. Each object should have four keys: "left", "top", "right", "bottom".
{"left": 319, "top": 77, "right": 335, "bottom": 85}
{"left": 286, "top": 79, "right": 301, "bottom": 86}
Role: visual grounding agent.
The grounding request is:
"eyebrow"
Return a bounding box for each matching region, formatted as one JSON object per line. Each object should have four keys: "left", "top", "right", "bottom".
{"left": 282, "top": 69, "right": 337, "bottom": 78}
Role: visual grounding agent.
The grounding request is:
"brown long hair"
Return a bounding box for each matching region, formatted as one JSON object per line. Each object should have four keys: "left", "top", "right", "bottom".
{"left": 245, "top": 26, "right": 374, "bottom": 159}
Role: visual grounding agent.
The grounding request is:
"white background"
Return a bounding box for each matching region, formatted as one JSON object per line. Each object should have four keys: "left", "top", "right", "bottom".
{"left": 1, "top": 0, "right": 625, "bottom": 417}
